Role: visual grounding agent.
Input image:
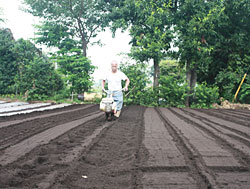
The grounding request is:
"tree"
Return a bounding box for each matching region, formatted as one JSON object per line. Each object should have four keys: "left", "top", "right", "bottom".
{"left": 210, "top": 0, "right": 250, "bottom": 100}
{"left": 172, "top": 0, "right": 224, "bottom": 106}
{"left": 13, "top": 38, "right": 44, "bottom": 94}
{"left": 23, "top": 0, "right": 109, "bottom": 56}
{"left": 130, "top": 0, "right": 173, "bottom": 89}
{"left": 22, "top": 56, "right": 64, "bottom": 100}
{"left": 0, "top": 28, "right": 17, "bottom": 94}
{"left": 0, "top": 29, "right": 64, "bottom": 98}
{"left": 108, "top": 0, "right": 173, "bottom": 89}
{"left": 53, "top": 48, "right": 95, "bottom": 94}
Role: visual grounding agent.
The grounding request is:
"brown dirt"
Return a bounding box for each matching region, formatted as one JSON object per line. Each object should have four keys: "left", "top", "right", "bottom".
{"left": 0, "top": 105, "right": 250, "bottom": 188}
{"left": 213, "top": 99, "right": 250, "bottom": 110}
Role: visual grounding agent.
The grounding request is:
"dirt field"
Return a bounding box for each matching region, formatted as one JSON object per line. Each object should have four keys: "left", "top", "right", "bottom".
{"left": 0, "top": 105, "right": 250, "bottom": 188}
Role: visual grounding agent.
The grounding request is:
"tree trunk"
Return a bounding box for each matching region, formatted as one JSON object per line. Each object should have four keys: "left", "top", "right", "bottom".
{"left": 77, "top": 19, "right": 87, "bottom": 57}
{"left": 82, "top": 41, "right": 87, "bottom": 57}
{"left": 153, "top": 57, "right": 160, "bottom": 105}
{"left": 185, "top": 61, "right": 197, "bottom": 107}
{"left": 153, "top": 58, "right": 160, "bottom": 89}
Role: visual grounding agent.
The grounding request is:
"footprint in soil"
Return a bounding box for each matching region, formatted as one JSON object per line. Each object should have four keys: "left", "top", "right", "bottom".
{"left": 0, "top": 171, "right": 23, "bottom": 187}
{"left": 36, "top": 156, "right": 48, "bottom": 164}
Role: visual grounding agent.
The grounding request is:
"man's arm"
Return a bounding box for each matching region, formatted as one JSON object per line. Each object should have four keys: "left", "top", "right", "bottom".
{"left": 102, "top": 80, "right": 106, "bottom": 91}
{"left": 124, "top": 78, "right": 130, "bottom": 91}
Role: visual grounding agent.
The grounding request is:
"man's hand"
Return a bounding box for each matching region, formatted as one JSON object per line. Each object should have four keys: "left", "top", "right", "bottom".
{"left": 124, "top": 86, "right": 128, "bottom": 91}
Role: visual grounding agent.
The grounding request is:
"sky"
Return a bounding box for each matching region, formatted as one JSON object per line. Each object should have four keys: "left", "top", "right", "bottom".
{"left": 0, "top": 0, "right": 132, "bottom": 81}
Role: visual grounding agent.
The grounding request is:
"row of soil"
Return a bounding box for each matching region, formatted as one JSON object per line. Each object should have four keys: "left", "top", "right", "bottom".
{"left": 0, "top": 105, "right": 98, "bottom": 151}
{"left": 141, "top": 108, "right": 199, "bottom": 188}
{"left": 156, "top": 108, "right": 216, "bottom": 188}
{"left": 160, "top": 107, "right": 250, "bottom": 188}
{"left": 1, "top": 105, "right": 249, "bottom": 188}
{"left": 182, "top": 108, "right": 250, "bottom": 139}
{"left": 223, "top": 108, "right": 250, "bottom": 115}
{"left": 170, "top": 108, "right": 250, "bottom": 167}
{"left": 215, "top": 108, "right": 250, "bottom": 119}
{"left": 0, "top": 105, "right": 146, "bottom": 189}
{"left": 196, "top": 108, "right": 250, "bottom": 127}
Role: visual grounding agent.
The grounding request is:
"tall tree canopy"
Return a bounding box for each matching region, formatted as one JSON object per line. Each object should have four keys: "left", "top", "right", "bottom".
{"left": 0, "top": 28, "right": 17, "bottom": 94}
{"left": 106, "top": 0, "right": 174, "bottom": 89}
{"left": 0, "top": 27, "right": 63, "bottom": 98}
{"left": 23, "top": 0, "right": 110, "bottom": 56}
{"left": 106, "top": 0, "right": 250, "bottom": 105}
{"left": 53, "top": 48, "right": 95, "bottom": 94}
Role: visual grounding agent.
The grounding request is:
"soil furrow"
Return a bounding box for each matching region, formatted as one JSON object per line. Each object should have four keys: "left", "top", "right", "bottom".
{"left": 1, "top": 104, "right": 249, "bottom": 188}
{"left": 0, "top": 111, "right": 103, "bottom": 166}
{"left": 197, "top": 109, "right": 250, "bottom": 127}
{"left": 0, "top": 109, "right": 108, "bottom": 188}
{"left": 50, "top": 106, "right": 145, "bottom": 189}
{"left": 222, "top": 109, "right": 250, "bottom": 116}
{"left": 156, "top": 107, "right": 216, "bottom": 189}
{"left": 170, "top": 108, "right": 250, "bottom": 169}
{"left": 141, "top": 108, "right": 198, "bottom": 188}
{"left": 182, "top": 108, "right": 250, "bottom": 139}
{"left": 0, "top": 105, "right": 98, "bottom": 150}
{"left": 36, "top": 120, "right": 117, "bottom": 189}
{"left": 214, "top": 109, "right": 250, "bottom": 121}
{"left": 0, "top": 104, "right": 94, "bottom": 129}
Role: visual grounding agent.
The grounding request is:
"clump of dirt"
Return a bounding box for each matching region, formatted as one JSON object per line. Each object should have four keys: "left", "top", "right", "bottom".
{"left": 213, "top": 98, "right": 250, "bottom": 110}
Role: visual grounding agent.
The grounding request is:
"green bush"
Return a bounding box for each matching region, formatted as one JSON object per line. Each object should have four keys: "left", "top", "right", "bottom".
{"left": 159, "top": 76, "right": 187, "bottom": 107}
{"left": 139, "top": 87, "right": 159, "bottom": 107}
{"left": 50, "top": 88, "right": 71, "bottom": 101}
{"left": 239, "top": 83, "right": 250, "bottom": 104}
{"left": 120, "top": 61, "right": 150, "bottom": 105}
{"left": 191, "top": 83, "right": 219, "bottom": 108}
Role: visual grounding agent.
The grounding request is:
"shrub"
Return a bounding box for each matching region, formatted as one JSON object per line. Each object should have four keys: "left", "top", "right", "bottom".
{"left": 239, "top": 83, "right": 250, "bottom": 104}
{"left": 191, "top": 83, "right": 219, "bottom": 108}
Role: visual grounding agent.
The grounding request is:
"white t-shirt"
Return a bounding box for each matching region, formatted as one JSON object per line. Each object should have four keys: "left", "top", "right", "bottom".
{"left": 103, "top": 70, "right": 128, "bottom": 91}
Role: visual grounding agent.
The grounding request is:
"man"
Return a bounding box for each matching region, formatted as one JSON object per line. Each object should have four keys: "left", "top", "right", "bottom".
{"left": 102, "top": 60, "right": 130, "bottom": 118}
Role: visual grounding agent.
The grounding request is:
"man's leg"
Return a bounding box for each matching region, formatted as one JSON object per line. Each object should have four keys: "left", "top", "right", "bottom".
{"left": 113, "top": 91, "right": 123, "bottom": 118}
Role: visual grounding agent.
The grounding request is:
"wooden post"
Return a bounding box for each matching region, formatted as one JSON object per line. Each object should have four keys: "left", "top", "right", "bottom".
{"left": 232, "top": 73, "right": 247, "bottom": 103}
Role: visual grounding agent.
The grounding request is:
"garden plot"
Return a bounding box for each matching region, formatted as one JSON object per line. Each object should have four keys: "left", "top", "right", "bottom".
{"left": 0, "top": 105, "right": 249, "bottom": 188}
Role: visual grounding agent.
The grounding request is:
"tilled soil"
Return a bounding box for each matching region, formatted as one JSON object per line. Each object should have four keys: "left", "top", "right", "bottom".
{"left": 0, "top": 105, "right": 250, "bottom": 189}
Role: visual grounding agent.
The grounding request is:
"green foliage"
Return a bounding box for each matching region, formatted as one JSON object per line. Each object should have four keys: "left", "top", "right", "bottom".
{"left": 106, "top": 0, "right": 174, "bottom": 88}
{"left": 191, "top": 83, "right": 219, "bottom": 108}
{"left": 0, "top": 28, "right": 17, "bottom": 94}
{"left": 53, "top": 48, "right": 95, "bottom": 94}
{"left": 215, "top": 70, "right": 243, "bottom": 101}
{"left": 140, "top": 87, "right": 159, "bottom": 107}
{"left": 158, "top": 59, "right": 187, "bottom": 107}
{"left": 159, "top": 75, "right": 187, "bottom": 107}
{"left": 119, "top": 61, "right": 150, "bottom": 105}
{"left": 24, "top": 56, "right": 64, "bottom": 100}
{"left": 13, "top": 38, "right": 43, "bottom": 94}
{"left": 129, "top": 0, "right": 173, "bottom": 62}
{"left": 23, "top": 0, "right": 110, "bottom": 56}
{"left": 239, "top": 83, "right": 250, "bottom": 104}
{"left": 0, "top": 28, "right": 64, "bottom": 100}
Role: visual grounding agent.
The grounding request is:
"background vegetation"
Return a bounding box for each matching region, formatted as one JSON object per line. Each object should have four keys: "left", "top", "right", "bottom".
{"left": 0, "top": 0, "right": 249, "bottom": 107}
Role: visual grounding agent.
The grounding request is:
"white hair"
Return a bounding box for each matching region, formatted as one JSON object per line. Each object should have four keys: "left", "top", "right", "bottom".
{"left": 111, "top": 60, "right": 119, "bottom": 66}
